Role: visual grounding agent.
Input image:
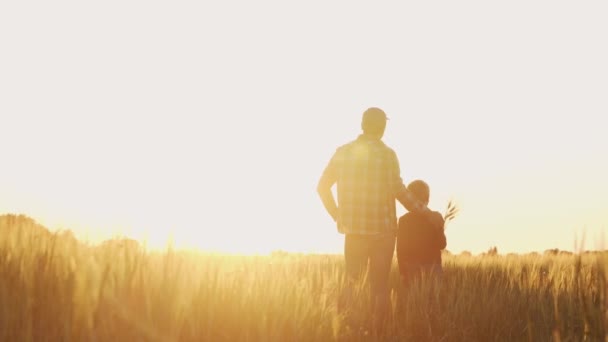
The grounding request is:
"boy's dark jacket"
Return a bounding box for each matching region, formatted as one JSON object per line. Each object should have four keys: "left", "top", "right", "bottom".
{"left": 397, "top": 211, "right": 446, "bottom": 266}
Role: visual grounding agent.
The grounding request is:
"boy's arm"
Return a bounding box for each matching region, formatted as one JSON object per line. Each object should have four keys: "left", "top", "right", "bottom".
{"left": 438, "top": 230, "right": 447, "bottom": 250}
{"left": 432, "top": 211, "right": 447, "bottom": 249}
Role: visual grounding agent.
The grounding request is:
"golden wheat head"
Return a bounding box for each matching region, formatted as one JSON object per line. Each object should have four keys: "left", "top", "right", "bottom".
{"left": 443, "top": 200, "right": 460, "bottom": 228}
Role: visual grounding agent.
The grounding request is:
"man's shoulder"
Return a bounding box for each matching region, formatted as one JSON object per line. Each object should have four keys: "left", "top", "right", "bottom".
{"left": 377, "top": 142, "right": 398, "bottom": 160}
{"left": 333, "top": 137, "right": 358, "bottom": 152}
{"left": 331, "top": 140, "right": 356, "bottom": 161}
{"left": 333, "top": 138, "right": 372, "bottom": 156}
{"left": 380, "top": 140, "right": 395, "bottom": 151}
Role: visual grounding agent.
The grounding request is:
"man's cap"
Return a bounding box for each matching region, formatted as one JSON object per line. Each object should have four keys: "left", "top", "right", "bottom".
{"left": 362, "top": 107, "right": 389, "bottom": 125}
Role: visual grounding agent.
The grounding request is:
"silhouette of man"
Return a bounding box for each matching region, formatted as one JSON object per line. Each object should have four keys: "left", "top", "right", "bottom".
{"left": 317, "top": 107, "right": 438, "bottom": 327}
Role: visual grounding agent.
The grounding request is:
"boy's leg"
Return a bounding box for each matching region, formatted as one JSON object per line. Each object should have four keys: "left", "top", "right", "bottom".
{"left": 431, "top": 263, "right": 443, "bottom": 283}
{"left": 429, "top": 263, "right": 444, "bottom": 299}
{"left": 401, "top": 263, "right": 421, "bottom": 291}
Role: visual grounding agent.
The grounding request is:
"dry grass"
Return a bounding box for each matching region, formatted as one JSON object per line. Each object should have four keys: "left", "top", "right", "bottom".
{"left": 1, "top": 214, "right": 607, "bottom": 341}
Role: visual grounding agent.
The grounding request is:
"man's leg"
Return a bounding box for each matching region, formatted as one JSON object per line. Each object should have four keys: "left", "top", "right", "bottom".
{"left": 340, "top": 234, "right": 369, "bottom": 314}
{"left": 344, "top": 234, "right": 369, "bottom": 280}
{"left": 368, "top": 233, "right": 396, "bottom": 332}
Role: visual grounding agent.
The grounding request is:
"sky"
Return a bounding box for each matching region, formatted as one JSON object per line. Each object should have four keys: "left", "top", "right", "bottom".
{"left": 1, "top": 1, "right": 607, "bottom": 254}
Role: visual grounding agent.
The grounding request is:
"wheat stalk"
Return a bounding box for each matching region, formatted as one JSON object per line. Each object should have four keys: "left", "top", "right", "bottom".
{"left": 443, "top": 199, "right": 459, "bottom": 230}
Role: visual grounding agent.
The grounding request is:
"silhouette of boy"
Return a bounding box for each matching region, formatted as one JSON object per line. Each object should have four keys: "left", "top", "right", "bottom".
{"left": 397, "top": 180, "right": 446, "bottom": 285}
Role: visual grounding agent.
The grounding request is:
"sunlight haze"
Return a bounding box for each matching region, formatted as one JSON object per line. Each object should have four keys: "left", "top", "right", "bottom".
{"left": 1, "top": 1, "right": 606, "bottom": 254}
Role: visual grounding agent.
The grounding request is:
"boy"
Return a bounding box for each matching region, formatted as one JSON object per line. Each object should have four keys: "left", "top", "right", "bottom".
{"left": 397, "top": 180, "right": 447, "bottom": 285}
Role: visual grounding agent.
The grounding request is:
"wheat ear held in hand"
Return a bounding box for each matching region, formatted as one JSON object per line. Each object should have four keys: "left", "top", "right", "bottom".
{"left": 443, "top": 200, "right": 460, "bottom": 230}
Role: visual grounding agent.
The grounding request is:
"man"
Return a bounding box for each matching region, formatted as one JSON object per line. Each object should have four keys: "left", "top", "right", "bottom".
{"left": 317, "top": 107, "right": 437, "bottom": 327}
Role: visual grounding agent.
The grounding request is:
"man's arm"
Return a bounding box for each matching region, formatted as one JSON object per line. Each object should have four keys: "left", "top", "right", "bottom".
{"left": 397, "top": 189, "right": 445, "bottom": 231}
{"left": 389, "top": 150, "right": 442, "bottom": 228}
{"left": 389, "top": 150, "right": 426, "bottom": 213}
{"left": 396, "top": 187, "right": 425, "bottom": 213}
{"left": 317, "top": 153, "right": 339, "bottom": 222}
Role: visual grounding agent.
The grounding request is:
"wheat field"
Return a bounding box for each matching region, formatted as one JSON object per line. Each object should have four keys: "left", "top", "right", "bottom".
{"left": 1, "top": 214, "right": 606, "bottom": 341}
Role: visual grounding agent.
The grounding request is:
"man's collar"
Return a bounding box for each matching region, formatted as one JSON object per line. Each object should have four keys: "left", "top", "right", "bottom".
{"left": 357, "top": 134, "right": 382, "bottom": 142}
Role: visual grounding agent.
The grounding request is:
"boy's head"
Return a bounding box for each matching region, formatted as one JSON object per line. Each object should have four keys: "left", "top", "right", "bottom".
{"left": 407, "top": 180, "right": 430, "bottom": 205}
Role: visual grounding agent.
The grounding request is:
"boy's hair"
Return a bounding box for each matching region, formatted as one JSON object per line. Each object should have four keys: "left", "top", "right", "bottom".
{"left": 407, "top": 180, "right": 430, "bottom": 204}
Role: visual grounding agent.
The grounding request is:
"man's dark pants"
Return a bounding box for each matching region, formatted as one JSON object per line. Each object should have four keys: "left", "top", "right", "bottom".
{"left": 344, "top": 232, "right": 396, "bottom": 299}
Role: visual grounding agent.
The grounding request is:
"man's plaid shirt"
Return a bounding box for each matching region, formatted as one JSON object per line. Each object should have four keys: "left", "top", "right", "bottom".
{"left": 319, "top": 134, "right": 406, "bottom": 235}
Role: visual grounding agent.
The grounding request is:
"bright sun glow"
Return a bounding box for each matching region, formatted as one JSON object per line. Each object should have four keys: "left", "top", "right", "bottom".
{"left": 1, "top": 1, "right": 607, "bottom": 255}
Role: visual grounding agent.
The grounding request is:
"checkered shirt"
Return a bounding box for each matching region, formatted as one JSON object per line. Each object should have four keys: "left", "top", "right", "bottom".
{"left": 319, "top": 135, "right": 406, "bottom": 235}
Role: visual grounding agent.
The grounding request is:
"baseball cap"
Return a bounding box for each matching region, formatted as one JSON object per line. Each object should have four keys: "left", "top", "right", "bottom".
{"left": 362, "top": 107, "right": 389, "bottom": 125}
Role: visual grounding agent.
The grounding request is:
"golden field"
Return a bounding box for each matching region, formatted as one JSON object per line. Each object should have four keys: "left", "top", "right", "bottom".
{"left": 1, "top": 214, "right": 606, "bottom": 341}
